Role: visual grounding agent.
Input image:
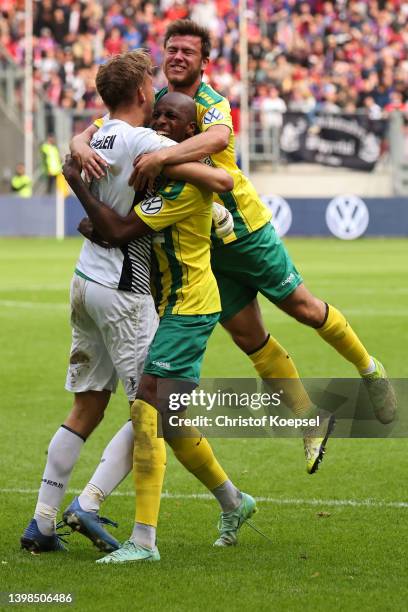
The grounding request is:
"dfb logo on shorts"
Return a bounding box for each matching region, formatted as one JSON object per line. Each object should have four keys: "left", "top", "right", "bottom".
{"left": 140, "top": 195, "right": 163, "bottom": 215}
{"left": 203, "top": 108, "right": 224, "bottom": 125}
{"left": 326, "top": 194, "right": 369, "bottom": 240}
{"left": 261, "top": 195, "right": 292, "bottom": 237}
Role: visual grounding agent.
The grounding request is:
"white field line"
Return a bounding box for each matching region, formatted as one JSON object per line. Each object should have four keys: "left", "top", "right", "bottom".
{"left": 0, "top": 285, "right": 68, "bottom": 291}
{"left": 0, "top": 300, "right": 67, "bottom": 310}
{"left": 341, "top": 308, "right": 407, "bottom": 317}
{"left": 268, "top": 308, "right": 407, "bottom": 318}
{"left": 0, "top": 299, "right": 406, "bottom": 317}
{"left": 307, "top": 285, "right": 408, "bottom": 295}
{"left": 1, "top": 488, "right": 408, "bottom": 509}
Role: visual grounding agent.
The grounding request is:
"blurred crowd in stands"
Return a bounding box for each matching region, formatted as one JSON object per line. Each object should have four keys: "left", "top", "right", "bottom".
{"left": 0, "top": 0, "right": 407, "bottom": 127}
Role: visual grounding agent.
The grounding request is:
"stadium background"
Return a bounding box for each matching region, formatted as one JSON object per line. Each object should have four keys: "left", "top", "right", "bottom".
{"left": 0, "top": 0, "right": 407, "bottom": 232}
{"left": 1, "top": 1, "right": 408, "bottom": 610}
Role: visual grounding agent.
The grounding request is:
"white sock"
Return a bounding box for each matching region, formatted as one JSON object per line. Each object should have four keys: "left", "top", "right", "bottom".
{"left": 130, "top": 522, "right": 156, "bottom": 549}
{"left": 34, "top": 502, "right": 59, "bottom": 537}
{"left": 211, "top": 480, "right": 242, "bottom": 513}
{"left": 34, "top": 426, "right": 84, "bottom": 535}
{"left": 78, "top": 483, "right": 105, "bottom": 513}
{"left": 360, "top": 357, "right": 376, "bottom": 376}
{"left": 78, "top": 421, "right": 134, "bottom": 512}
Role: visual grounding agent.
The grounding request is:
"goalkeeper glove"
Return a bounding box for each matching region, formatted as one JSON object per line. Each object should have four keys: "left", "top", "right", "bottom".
{"left": 212, "top": 202, "right": 234, "bottom": 239}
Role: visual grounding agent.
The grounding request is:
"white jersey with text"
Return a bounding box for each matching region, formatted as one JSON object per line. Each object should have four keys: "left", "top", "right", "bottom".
{"left": 75, "top": 120, "right": 175, "bottom": 293}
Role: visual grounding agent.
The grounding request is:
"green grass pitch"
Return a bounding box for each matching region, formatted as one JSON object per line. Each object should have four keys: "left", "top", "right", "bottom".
{"left": 0, "top": 237, "right": 407, "bottom": 611}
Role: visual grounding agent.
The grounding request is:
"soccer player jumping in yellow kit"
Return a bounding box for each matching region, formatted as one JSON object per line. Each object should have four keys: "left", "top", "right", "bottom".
{"left": 129, "top": 20, "right": 397, "bottom": 452}
{"left": 63, "top": 57, "right": 258, "bottom": 562}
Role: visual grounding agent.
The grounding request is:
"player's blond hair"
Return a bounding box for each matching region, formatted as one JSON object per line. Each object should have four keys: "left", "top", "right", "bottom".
{"left": 96, "top": 50, "right": 153, "bottom": 111}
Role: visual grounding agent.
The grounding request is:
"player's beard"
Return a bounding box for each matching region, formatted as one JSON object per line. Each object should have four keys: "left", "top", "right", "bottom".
{"left": 167, "top": 66, "right": 201, "bottom": 89}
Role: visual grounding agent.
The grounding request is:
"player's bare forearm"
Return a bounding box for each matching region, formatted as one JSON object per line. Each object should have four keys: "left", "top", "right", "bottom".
{"left": 129, "top": 126, "right": 231, "bottom": 191}
{"left": 63, "top": 156, "right": 150, "bottom": 246}
{"left": 70, "top": 125, "right": 95, "bottom": 151}
{"left": 70, "top": 124, "right": 108, "bottom": 180}
{"left": 160, "top": 126, "right": 231, "bottom": 164}
{"left": 164, "top": 162, "right": 233, "bottom": 193}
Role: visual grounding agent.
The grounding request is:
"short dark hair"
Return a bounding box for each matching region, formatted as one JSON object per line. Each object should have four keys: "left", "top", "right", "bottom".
{"left": 96, "top": 50, "right": 152, "bottom": 111}
{"left": 164, "top": 19, "right": 211, "bottom": 60}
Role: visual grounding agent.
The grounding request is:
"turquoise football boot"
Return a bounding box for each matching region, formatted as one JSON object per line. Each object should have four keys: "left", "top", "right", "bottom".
{"left": 213, "top": 492, "right": 258, "bottom": 547}
{"left": 96, "top": 540, "right": 160, "bottom": 564}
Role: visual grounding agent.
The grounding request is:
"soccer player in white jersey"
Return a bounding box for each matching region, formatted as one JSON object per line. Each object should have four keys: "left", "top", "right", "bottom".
{"left": 20, "top": 50, "right": 235, "bottom": 554}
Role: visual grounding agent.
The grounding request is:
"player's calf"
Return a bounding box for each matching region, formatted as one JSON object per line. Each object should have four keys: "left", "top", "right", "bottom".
{"left": 278, "top": 285, "right": 326, "bottom": 328}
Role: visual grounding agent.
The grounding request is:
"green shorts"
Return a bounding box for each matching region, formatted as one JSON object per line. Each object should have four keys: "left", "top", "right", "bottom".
{"left": 211, "top": 222, "right": 302, "bottom": 323}
{"left": 143, "top": 313, "right": 220, "bottom": 383}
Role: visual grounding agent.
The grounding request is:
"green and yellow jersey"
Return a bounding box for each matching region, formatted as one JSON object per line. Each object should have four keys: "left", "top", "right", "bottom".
{"left": 156, "top": 83, "right": 272, "bottom": 246}
{"left": 134, "top": 180, "right": 220, "bottom": 318}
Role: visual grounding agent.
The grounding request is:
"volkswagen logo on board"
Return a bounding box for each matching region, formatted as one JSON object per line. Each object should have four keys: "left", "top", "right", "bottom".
{"left": 261, "top": 195, "right": 293, "bottom": 237}
{"left": 325, "top": 194, "right": 369, "bottom": 240}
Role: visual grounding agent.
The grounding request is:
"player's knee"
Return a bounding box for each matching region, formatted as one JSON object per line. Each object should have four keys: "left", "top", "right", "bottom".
{"left": 291, "top": 298, "right": 324, "bottom": 327}
{"left": 136, "top": 375, "right": 157, "bottom": 407}
{"left": 229, "top": 329, "right": 259, "bottom": 354}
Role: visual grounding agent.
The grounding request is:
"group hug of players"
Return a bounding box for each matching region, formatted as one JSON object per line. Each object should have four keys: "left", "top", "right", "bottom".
{"left": 21, "top": 20, "right": 396, "bottom": 563}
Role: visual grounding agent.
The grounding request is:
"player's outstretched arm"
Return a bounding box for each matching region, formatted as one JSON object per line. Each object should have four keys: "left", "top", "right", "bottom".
{"left": 63, "top": 155, "right": 150, "bottom": 246}
{"left": 162, "top": 162, "right": 233, "bottom": 193}
{"left": 129, "top": 125, "right": 230, "bottom": 191}
{"left": 70, "top": 124, "right": 108, "bottom": 181}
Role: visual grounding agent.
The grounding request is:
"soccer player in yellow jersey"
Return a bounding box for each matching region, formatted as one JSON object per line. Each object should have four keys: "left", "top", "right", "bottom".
{"left": 73, "top": 21, "right": 395, "bottom": 475}
{"left": 63, "top": 85, "right": 258, "bottom": 562}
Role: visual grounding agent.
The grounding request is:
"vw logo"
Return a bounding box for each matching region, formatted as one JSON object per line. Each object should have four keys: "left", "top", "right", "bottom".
{"left": 140, "top": 195, "right": 163, "bottom": 215}
{"left": 261, "top": 195, "right": 292, "bottom": 237}
{"left": 326, "top": 195, "right": 369, "bottom": 240}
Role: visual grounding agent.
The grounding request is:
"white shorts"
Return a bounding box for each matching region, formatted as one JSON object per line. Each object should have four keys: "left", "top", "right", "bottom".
{"left": 65, "top": 275, "right": 158, "bottom": 400}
